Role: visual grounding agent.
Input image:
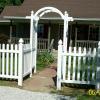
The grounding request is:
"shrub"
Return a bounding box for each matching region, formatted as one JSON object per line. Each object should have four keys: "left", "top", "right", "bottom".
{"left": 37, "top": 51, "right": 54, "bottom": 70}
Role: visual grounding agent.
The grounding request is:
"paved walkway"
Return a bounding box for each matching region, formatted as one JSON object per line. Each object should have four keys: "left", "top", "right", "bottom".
{"left": 23, "top": 63, "right": 57, "bottom": 92}
{"left": 0, "top": 86, "right": 76, "bottom": 100}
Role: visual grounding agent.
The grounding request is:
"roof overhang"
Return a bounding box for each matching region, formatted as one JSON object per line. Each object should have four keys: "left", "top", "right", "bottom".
{"left": 3, "top": 16, "right": 100, "bottom": 21}
{"left": 0, "top": 19, "right": 10, "bottom": 22}
{"left": 74, "top": 18, "right": 100, "bottom": 21}
{"left": 4, "top": 16, "right": 27, "bottom": 20}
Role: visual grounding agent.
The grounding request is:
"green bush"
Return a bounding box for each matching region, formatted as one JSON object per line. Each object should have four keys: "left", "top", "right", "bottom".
{"left": 37, "top": 51, "right": 54, "bottom": 70}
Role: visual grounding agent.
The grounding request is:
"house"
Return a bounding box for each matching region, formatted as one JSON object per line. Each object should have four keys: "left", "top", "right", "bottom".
{"left": 0, "top": 0, "right": 100, "bottom": 49}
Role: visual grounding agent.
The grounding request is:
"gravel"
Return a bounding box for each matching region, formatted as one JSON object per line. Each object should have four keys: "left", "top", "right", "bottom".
{"left": 0, "top": 86, "right": 76, "bottom": 100}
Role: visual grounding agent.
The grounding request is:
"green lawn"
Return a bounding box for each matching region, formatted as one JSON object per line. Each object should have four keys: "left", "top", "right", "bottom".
{"left": 51, "top": 84, "right": 100, "bottom": 100}
{"left": 77, "top": 95, "right": 100, "bottom": 100}
{"left": 0, "top": 79, "right": 18, "bottom": 87}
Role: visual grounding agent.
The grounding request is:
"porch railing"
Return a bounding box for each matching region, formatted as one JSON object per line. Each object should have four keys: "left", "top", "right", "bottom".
{"left": 38, "top": 38, "right": 48, "bottom": 52}
{"left": 75, "top": 40, "right": 98, "bottom": 48}
{"left": 10, "top": 37, "right": 30, "bottom": 44}
{"left": 10, "top": 37, "right": 49, "bottom": 52}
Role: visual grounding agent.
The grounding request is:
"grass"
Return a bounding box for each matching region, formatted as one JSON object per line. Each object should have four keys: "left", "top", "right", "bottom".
{"left": 0, "top": 78, "right": 18, "bottom": 87}
{"left": 51, "top": 84, "right": 100, "bottom": 100}
{"left": 37, "top": 61, "right": 47, "bottom": 71}
{"left": 77, "top": 95, "right": 100, "bottom": 100}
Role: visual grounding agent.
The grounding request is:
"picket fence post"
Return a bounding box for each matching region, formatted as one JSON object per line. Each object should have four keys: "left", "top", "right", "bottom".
{"left": 57, "top": 40, "right": 63, "bottom": 90}
{"left": 18, "top": 38, "right": 24, "bottom": 86}
{"left": 96, "top": 41, "right": 100, "bottom": 89}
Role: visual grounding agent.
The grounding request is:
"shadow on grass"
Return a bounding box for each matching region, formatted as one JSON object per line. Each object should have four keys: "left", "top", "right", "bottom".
{"left": 0, "top": 78, "right": 18, "bottom": 87}
{"left": 51, "top": 75, "right": 99, "bottom": 100}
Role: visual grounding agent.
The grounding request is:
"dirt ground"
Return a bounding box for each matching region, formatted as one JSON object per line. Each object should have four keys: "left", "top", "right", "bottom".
{"left": 22, "top": 63, "right": 57, "bottom": 92}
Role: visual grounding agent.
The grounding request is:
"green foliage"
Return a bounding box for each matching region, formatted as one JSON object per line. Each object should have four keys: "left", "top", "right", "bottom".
{"left": 77, "top": 95, "right": 100, "bottom": 100}
{"left": 38, "top": 52, "right": 54, "bottom": 64}
{"left": 37, "top": 52, "right": 54, "bottom": 70}
{"left": 0, "top": 0, "right": 24, "bottom": 13}
{"left": 11, "top": 0, "right": 22, "bottom": 5}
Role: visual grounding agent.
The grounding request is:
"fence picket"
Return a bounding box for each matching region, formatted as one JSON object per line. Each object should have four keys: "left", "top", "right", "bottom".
{"left": 15, "top": 44, "right": 18, "bottom": 76}
{"left": 92, "top": 48, "right": 96, "bottom": 80}
{"left": 10, "top": 44, "right": 13, "bottom": 76}
{"left": 67, "top": 47, "right": 71, "bottom": 80}
{"left": 6, "top": 44, "right": 9, "bottom": 75}
{"left": 72, "top": 47, "right": 76, "bottom": 80}
{"left": 87, "top": 48, "right": 91, "bottom": 81}
{"left": 2, "top": 44, "right": 5, "bottom": 75}
{"left": 77, "top": 47, "right": 81, "bottom": 80}
{"left": 82, "top": 48, "right": 86, "bottom": 81}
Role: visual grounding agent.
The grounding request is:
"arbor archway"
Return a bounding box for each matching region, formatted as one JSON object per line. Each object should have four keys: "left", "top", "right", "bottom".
{"left": 28, "top": 7, "right": 73, "bottom": 73}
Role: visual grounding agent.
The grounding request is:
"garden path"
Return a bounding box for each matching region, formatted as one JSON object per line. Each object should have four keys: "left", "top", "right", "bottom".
{"left": 23, "top": 63, "right": 57, "bottom": 92}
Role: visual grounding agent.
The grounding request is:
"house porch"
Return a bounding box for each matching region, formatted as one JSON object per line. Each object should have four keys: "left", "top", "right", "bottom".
{"left": 0, "top": 19, "right": 100, "bottom": 51}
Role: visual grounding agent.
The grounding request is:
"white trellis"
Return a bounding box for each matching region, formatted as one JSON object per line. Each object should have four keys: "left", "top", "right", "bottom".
{"left": 26, "top": 7, "right": 73, "bottom": 73}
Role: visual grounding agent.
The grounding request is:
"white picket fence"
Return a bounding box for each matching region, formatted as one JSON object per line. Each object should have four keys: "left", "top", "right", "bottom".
{"left": 57, "top": 40, "right": 100, "bottom": 90}
{"left": 0, "top": 38, "right": 35, "bottom": 86}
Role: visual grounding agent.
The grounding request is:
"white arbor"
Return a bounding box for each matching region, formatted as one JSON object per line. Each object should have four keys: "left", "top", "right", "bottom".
{"left": 26, "top": 7, "right": 73, "bottom": 73}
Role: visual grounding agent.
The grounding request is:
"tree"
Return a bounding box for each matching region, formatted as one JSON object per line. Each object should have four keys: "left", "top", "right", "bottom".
{"left": 0, "top": 0, "right": 24, "bottom": 13}
{"left": 11, "top": 0, "right": 22, "bottom": 5}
